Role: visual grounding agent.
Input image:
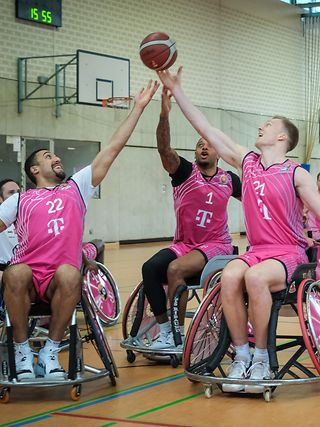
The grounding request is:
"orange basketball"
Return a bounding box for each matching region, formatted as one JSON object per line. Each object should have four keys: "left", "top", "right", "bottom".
{"left": 139, "top": 32, "right": 177, "bottom": 71}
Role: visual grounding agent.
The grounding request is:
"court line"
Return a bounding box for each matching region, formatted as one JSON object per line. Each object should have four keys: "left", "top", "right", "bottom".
{"left": 1, "top": 372, "right": 186, "bottom": 427}
{"left": 51, "top": 412, "right": 193, "bottom": 427}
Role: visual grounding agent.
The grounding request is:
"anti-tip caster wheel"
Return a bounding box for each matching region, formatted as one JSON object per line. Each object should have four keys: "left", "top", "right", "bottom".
{"left": 127, "top": 350, "right": 136, "bottom": 363}
{"left": 204, "top": 384, "right": 213, "bottom": 398}
{"left": 70, "top": 384, "right": 82, "bottom": 401}
{"left": 0, "top": 387, "right": 10, "bottom": 404}
{"left": 263, "top": 388, "right": 272, "bottom": 402}
{"left": 170, "top": 354, "right": 179, "bottom": 368}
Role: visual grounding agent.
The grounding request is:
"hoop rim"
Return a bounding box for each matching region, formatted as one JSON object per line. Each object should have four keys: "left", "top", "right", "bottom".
{"left": 101, "top": 96, "right": 134, "bottom": 108}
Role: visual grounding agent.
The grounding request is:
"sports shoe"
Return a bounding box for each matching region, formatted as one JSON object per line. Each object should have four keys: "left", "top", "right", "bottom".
{"left": 15, "top": 348, "right": 35, "bottom": 380}
{"left": 245, "top": 361, "right": 273, "bottom": 393}
{"left": 222, "top": 359, "right": 249, "bottom": 392}
{"left": 150, "top": 331, "right": 183, "bottom": 350}
{"left": 35, "top": 347, "right": 66, "bottom": 380}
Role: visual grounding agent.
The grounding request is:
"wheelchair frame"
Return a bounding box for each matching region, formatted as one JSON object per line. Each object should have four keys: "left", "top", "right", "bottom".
{"left": 0, "top": 266, "right": 119, "bottom": 403}
{"left": 120, "top": 254, "right": 238, "bottom": 368}
{"left": 183, "top": 260, "right": 320, "bottom": 402}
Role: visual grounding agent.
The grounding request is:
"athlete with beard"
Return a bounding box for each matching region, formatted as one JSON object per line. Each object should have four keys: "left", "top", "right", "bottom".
{"left": 141, "top": 87, "right": 241, "bottom": 350}
{"left": 0, "top": 80, "right": 159, "bottom": 380}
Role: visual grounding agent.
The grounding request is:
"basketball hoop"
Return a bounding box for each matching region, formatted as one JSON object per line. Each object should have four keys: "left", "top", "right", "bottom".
{"left": 101, "top": 96, "right": 133, "bottom": 109}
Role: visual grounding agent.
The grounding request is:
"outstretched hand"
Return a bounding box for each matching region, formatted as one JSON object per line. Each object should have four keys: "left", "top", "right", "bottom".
{"left": 157, "top": 66, "right": 183, "bottom": 93}
{"left": 134, "top": 80, "right": 160, "bottom": 109}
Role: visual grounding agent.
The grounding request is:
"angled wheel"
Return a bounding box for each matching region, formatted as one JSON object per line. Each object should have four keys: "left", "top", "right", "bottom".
{"left": 183, "top": 284, "right": 230, "bottom": 373}
{"left": 83, "top": 262, "right": 121, "bottom": 326}
{"left": 297, "top": 279, "right": 320, "bottom": 374}
{"left": 122, "top": 282, "right": 161, "bottom": 346}
{"left": 82, "top": 290, "right": 118, "bottom": 385}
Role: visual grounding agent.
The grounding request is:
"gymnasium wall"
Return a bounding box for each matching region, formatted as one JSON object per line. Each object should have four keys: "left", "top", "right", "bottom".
{"left": 0, "top": 0, "right": 310, "bottom": 242}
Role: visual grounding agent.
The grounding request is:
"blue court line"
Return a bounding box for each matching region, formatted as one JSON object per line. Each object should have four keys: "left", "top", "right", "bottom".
{"left": 2, "top": 373, "right": 185, "bottom": 427}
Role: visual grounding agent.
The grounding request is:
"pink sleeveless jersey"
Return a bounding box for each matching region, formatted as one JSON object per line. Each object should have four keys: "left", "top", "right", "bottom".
{"left": 305, "top": 209, "right": 320, "bottom": 240}
{"left": 242, "top": 152, "right": 307, "bottom": 249}
{"left": 11, "top": 180, "right": 86, "bottom": 271}
{"left": 173, "top": 164, "right": 233, "bottom": 246}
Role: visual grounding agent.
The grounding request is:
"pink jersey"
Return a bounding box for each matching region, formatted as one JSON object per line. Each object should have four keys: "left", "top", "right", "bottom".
{"left": 305, "top": 209, "right": 320, "bottom": 240}
{"left": 242, "top": 152, "right": 307, "bottom": 249}
{"left": 11, "top": 180, "right": 86, "bottom": 271}
{"left": 173, "top": 164, "right": 234, "bottom": 246}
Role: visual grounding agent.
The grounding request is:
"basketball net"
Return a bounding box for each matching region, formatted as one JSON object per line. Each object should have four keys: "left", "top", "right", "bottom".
{"left": 101, "top": 96, "right": 133, "bottom": 109}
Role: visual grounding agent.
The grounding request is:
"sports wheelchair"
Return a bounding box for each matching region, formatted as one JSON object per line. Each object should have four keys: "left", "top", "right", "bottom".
{"left": 0, "top": 263, "right": 119, "bottom": 403}
{"left": 120, "top": 249, "right": 238, "bottom": 368}
{"left": 183, "top": 255, "right": 320, "bottom": 401}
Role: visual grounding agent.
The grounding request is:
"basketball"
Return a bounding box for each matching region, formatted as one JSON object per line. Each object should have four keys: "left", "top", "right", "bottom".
{"left": 139, "top": 32, "right": 177, "bottom": 71}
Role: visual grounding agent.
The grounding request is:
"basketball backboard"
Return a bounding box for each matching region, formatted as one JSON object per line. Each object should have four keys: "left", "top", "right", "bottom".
{"left": 77, "top": 49, "right": 130, "bottom": 108}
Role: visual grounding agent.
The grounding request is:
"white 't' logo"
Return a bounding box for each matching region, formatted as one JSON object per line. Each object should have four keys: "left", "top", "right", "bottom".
{"left": 47, "top": 218, "right": 65, "bottom": 236}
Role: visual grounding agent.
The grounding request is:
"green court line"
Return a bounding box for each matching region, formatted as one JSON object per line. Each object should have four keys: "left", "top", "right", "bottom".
{"left": 128, "top": 392, "right": 203, "bottom": 419}
{"left": 98, "top": 392, "right": 203, "bottom": 427}
{"left": 0, "top": 372, "right": 184, "bottom": 427}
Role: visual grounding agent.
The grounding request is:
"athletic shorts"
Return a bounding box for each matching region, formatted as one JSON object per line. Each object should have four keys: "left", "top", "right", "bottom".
{"left": 237, "top": 245, "right": 308, "bottom": 285}
{"left": 32, "top": 268, "right": 56, "bottom": 302}
{"left": 169, "top": 241, "right": 234, "bottom": 262}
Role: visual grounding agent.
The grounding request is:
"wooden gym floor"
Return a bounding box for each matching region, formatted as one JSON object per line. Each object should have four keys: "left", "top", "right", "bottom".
{"left": 1, "top": 235, "right": 320, "bottom": 427}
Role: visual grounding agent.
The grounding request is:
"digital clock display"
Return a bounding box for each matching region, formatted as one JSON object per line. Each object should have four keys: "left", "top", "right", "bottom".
{"left": 16, "top": 0, "right": 62, "bottom": 27}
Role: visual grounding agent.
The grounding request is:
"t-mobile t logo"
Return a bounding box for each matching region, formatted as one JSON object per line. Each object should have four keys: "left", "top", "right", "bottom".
{"left": 47, "top": 218, "right": 65, "bottom": 236}
{"left": 196, "top": 210, "right": 213, "bottom": 228}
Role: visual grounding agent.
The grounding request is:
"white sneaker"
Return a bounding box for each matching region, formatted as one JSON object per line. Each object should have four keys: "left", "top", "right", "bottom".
{"left": 35, "top": 347, "right": 66, "bottom": 380}
{"left": 245, "top": 361, "right": 273, "bottom": 393}
{"left": 15, "top": 349, "right": 35, "bottom": 380}
{"left": 151, "top": 331, "right": 182, "bottom": 350}
{"left": 222, "top": 359, "right": 249, "bottom": 392}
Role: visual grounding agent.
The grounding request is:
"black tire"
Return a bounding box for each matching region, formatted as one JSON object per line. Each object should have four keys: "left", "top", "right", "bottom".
{"left": 81, "top": 290, "right": 118, "bottom": 385}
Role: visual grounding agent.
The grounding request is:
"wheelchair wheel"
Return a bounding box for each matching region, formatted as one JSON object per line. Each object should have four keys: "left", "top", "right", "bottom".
{"left": 202, "top": 269, "right": 223, "bottom": 298}
{"left": 122, "top": 282, "right": 160, "bottom": 345}
{"left": 297, "top": 279, "right": 320, "bottom": 374}
{"left": 83, "top": 262, "right": 121, "bottom": 327}
{"left": 81, "top": 290, "right": 118, "bottom": 385}
{"left": 183, "top": 283, "right": 230, "bottom": 373}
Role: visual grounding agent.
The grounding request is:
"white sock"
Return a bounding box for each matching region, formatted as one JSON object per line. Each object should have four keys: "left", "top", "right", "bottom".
{"left": 43, "top": 338, "right": 60, "bottom": 353}
{"left": 253, "top": 347, "right": 269, "bottom": 363}
{"left": 234, "top": 343, "right": 251, "bottom": 365}
{"left": 159, "top": 321, "right": 171, "bottom": 334}
{"left": 180, "top": 325, "right": 184, "bottom": 336}
{"left": 14, "top": 339, "right": 31, "bottom": 354}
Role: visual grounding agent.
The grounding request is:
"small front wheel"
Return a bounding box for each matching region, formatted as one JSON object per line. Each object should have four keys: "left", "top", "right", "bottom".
{"left": 204, "top": 384, "right": 213, "bottom": 398}
{"left": 263, "top": 388, "right": 272, "bottom": 402}
{"left": 127, "top": 350, "right": 136, "bottom": 364}
{"left": 170, "top": 355, "right": 179, "bottom": 368}
{"left": 70, "top": 384, "right": 81, "bottom": 401}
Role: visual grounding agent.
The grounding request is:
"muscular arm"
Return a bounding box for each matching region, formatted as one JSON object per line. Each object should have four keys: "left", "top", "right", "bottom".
{"left": 91, "top": 80, "right": 159, "bottom": 187}
{"left": 295, "top": 167, "right": 320, "bottom": 218}
{"left": 156, "top": 86, "right": 180, "bottom": 174}
{"left": 156, "top": 116, "right": 180, "bottom": 174}
{"left": 157, "top": 68, "right": 248, "bottom": 171}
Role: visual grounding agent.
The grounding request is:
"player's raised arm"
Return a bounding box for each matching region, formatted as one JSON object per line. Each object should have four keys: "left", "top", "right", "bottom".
{"left": 91, "top": 80, "right": 160, "bottom": 187}
{"left": 157, "top": 67, "right": 248, "bottom": 171}
{"left": 156, "top": 86, "right": 180, "bottom": 174}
